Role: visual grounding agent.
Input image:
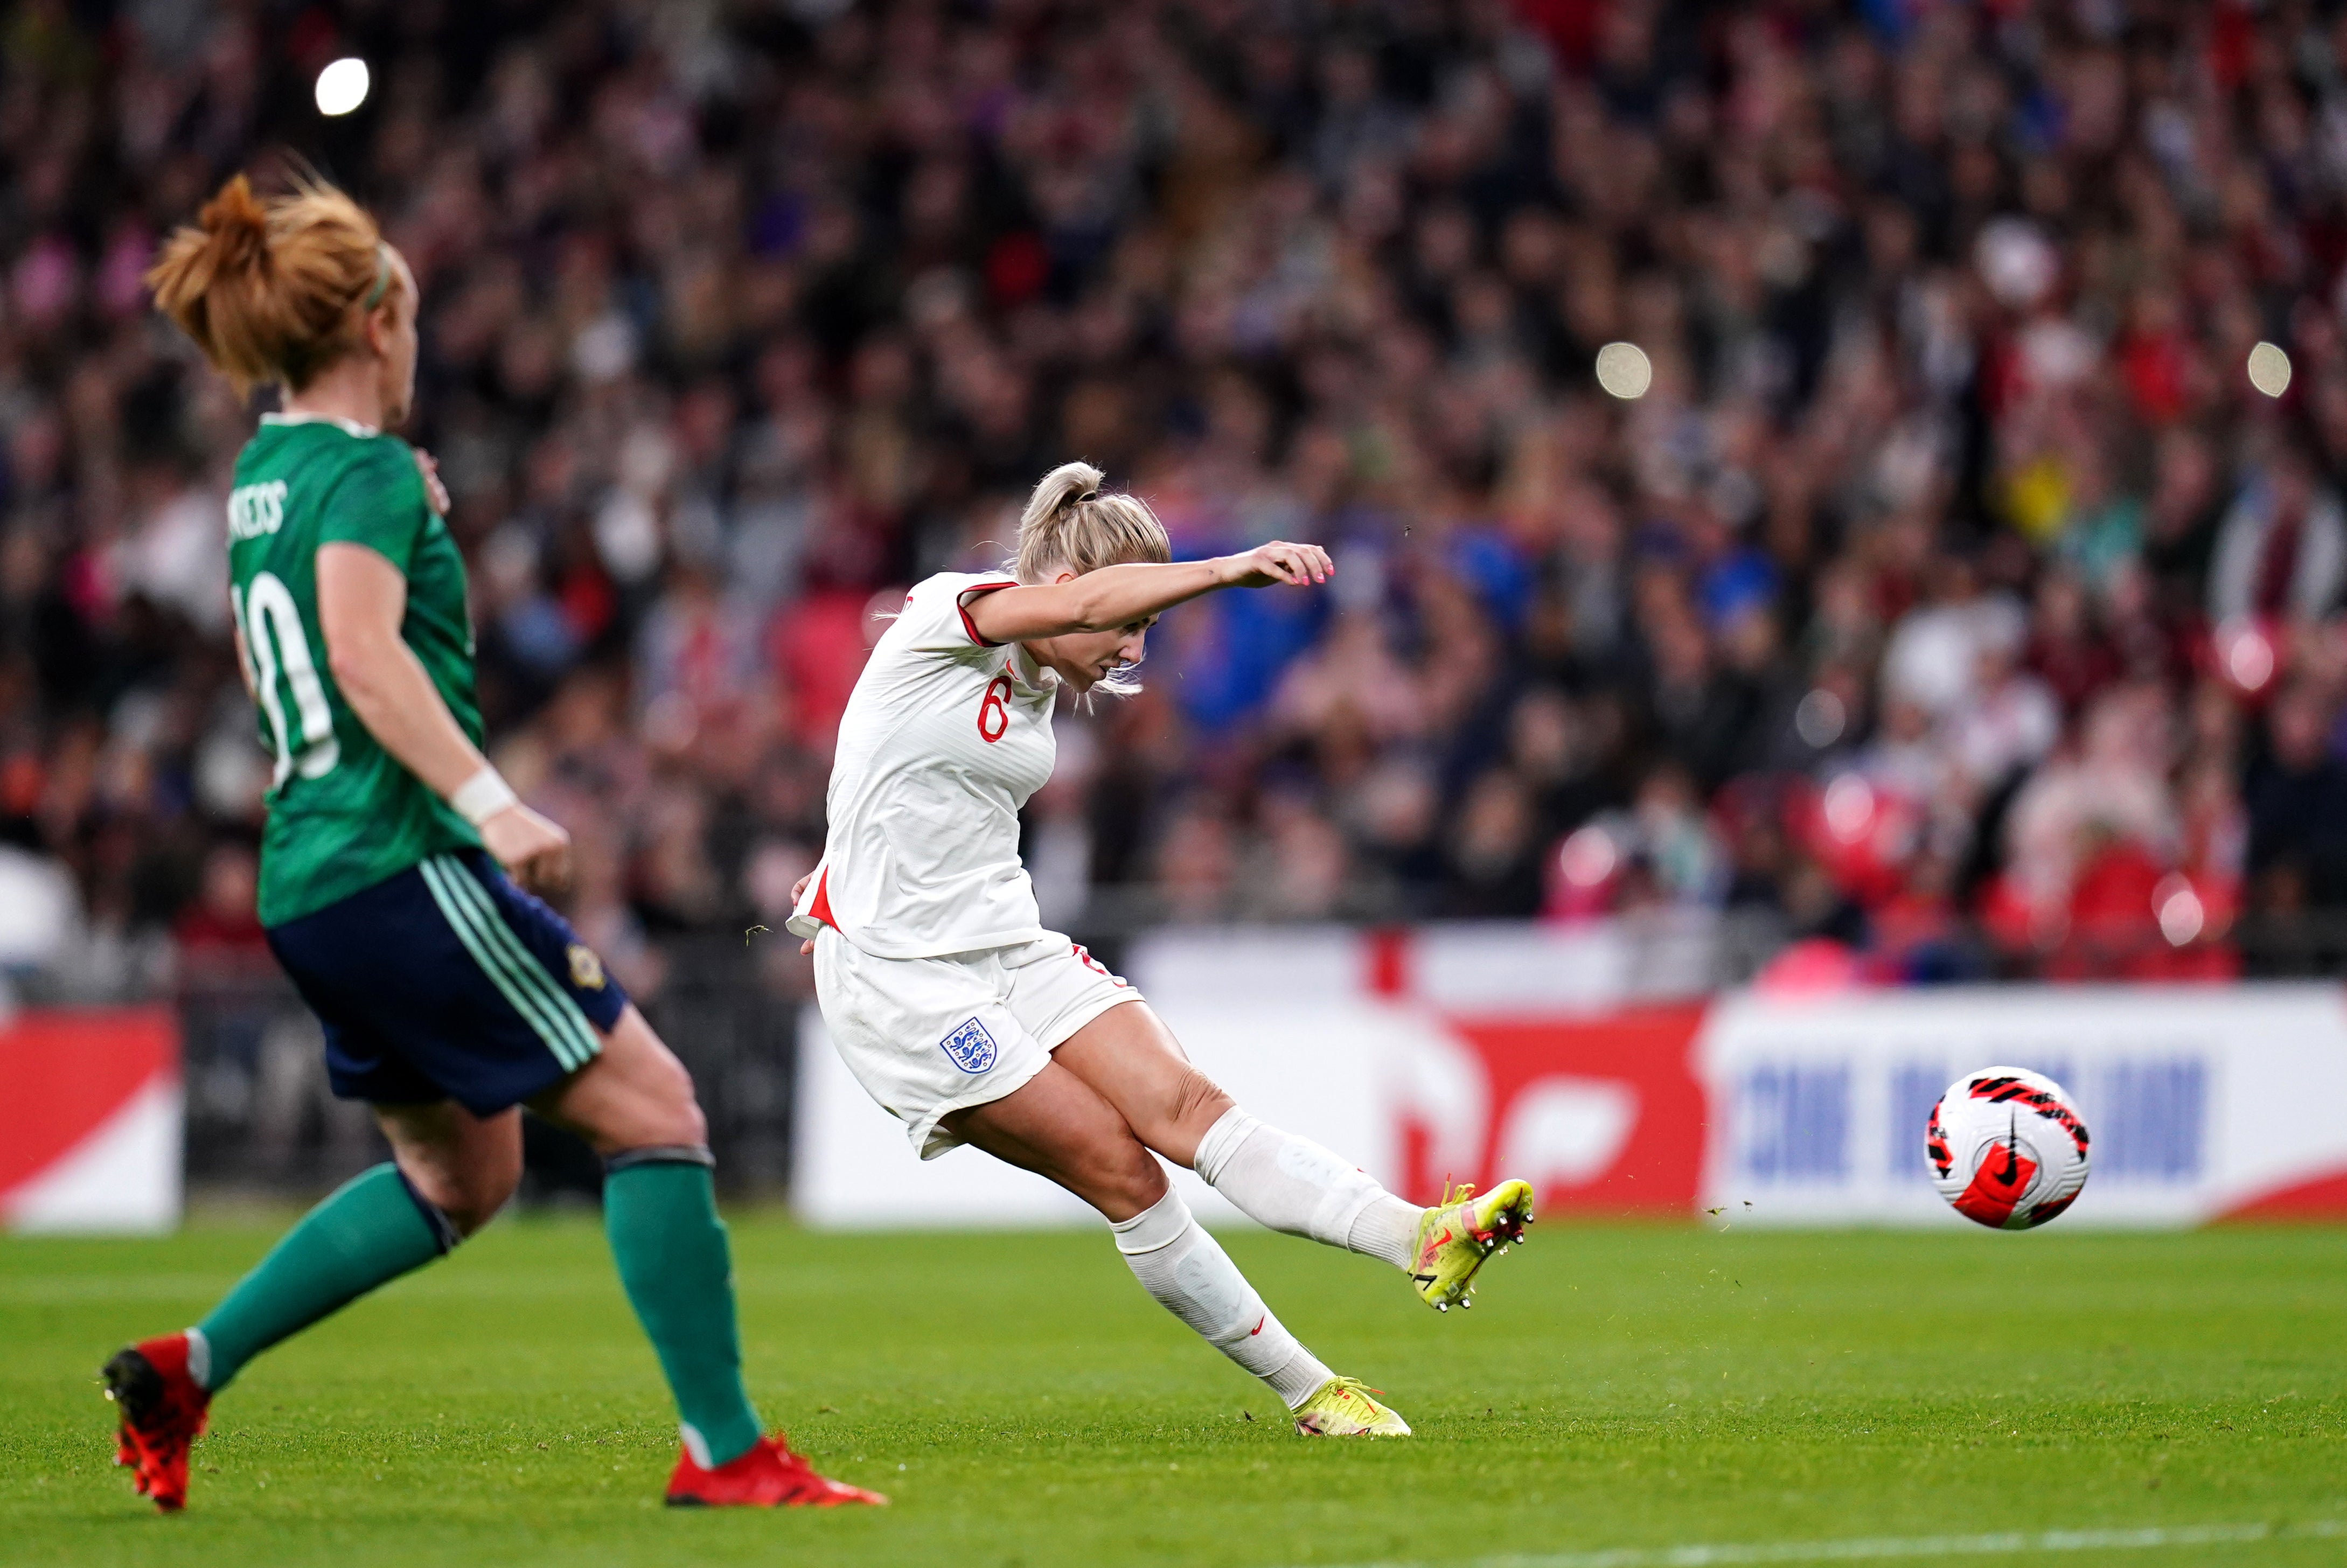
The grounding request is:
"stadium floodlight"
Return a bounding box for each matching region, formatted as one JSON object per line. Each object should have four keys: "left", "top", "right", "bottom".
{"left": 1594, "top": 341, "right": 1652, "bottom": 400}
{"left": 2248, "top": 340, "right": 2293, "bottom": 399}
{"left": 315, "top": 57, "right": 370, "bottom": 117}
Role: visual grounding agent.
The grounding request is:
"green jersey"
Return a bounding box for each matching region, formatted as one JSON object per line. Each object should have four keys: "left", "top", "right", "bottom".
{"left": 227, "top": 413, "right": 483, "bottom": 926}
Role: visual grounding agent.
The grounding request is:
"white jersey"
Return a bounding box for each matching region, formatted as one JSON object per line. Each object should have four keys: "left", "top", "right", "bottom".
{"left": 791, "top": 571, "right": 1059, "bottom": 959}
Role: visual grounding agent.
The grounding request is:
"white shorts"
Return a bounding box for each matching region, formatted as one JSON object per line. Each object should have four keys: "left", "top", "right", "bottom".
{"left": 812, "top": 927, "right": 1143, "bottom": 1159}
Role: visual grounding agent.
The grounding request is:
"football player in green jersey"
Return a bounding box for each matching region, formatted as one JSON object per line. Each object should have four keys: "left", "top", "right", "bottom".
{"left": 102, "top": 173, "right": 881, "bottom": 1513}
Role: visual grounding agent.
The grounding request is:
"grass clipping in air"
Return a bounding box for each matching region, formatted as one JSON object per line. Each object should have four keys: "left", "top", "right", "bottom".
{"left": 2, "top": 1216, "right": 2342, "bottom": 1567}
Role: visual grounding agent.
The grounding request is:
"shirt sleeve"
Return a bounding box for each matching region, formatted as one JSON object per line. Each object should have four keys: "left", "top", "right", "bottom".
{"left": 896, "top": 572, "right": 1021, "bottom": 656}
{"left": 316, "top": 438, "right": 428, "bottom": 575}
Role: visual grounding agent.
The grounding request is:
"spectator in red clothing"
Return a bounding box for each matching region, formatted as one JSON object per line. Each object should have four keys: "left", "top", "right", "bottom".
{"left": 1992, "top": 682, "right": 2178, "bottom": 954}
{"left": 169, "top": 843, "right": 271, "bottom": 975}
{"left": 2026, "top": 569, "right": 2123, "bottom": 716}
{"left": 2115, "top": 283, "right": 2194, "bottom": 428}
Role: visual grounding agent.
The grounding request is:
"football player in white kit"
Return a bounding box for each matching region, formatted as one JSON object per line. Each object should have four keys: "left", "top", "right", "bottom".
{"left": 790, "top": 462, "right": 1535, "bottom": 1436}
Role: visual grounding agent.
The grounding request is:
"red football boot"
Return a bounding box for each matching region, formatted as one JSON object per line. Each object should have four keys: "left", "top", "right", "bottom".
{"left": 101, "top": 1333, "right": 211, "bottom": 1511}
{"left": 663, "top": 1433, "right": 888, "bottom": 1508}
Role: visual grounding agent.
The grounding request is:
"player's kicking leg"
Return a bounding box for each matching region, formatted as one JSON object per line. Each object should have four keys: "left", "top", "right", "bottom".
{"left": 1054, "top": 1005, "right": 1537, "bottom": 1314}
{"left": 944, "top": 1062, "right": 1410, "bottom": 1436}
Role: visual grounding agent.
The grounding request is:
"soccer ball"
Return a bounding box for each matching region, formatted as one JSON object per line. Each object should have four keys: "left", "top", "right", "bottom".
{"left": 1925, "top": 1067, "right": 2090, "bottom": 1230}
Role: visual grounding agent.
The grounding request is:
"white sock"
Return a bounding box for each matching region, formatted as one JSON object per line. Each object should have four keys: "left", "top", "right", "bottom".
{"left": 1191, "top": 1109, "right": 1422, "bottom": 1271}
{"left": 1111, "top": 1190, "right": 1332, "bottom": 1410}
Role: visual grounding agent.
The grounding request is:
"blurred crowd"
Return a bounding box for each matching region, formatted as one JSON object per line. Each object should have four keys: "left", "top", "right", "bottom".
{"left": 10, "top": 0, "right": 2347, "bottom": 999}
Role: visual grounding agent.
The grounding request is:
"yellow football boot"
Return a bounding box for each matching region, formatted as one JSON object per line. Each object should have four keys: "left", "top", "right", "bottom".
{"left": 1408, "top": 1178, "right": 1535, "bottom": 1312}
{"left": 1291, "top": 1376, "right": 1411, "bottom": 1437}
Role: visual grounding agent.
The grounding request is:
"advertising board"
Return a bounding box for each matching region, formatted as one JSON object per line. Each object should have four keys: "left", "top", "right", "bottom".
{"left": 1, "top": 1007, "right": 183, "bottom": 1234}
{"left": 790, "top": 925, "right": 2347, "bottom": 1228}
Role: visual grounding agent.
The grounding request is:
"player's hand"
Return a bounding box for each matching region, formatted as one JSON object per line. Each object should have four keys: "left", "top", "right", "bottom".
{"left": 1215, "top": 541, "right": 1333, "bottom": 589}
{"left": 792, "top": 870, "right": 815, "bottom": 953}
{"left": 414, "top": 449, "right": 451, "bottom": 516}
{"left": 480, "top": 803, "right": 572, "bottom": 895}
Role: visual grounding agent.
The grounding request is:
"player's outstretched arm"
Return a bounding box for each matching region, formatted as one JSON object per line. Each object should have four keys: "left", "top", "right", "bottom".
{"left": 316, "top": 541, "right": 572, "bottom": 892}
{"left": 964, "top": 541, "right": 1334, "bottom": 644}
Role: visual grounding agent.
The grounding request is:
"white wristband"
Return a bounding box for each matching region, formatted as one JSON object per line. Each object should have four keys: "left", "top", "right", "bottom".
{"left": 449, "top": 765, "right": 519, "bottom": 827}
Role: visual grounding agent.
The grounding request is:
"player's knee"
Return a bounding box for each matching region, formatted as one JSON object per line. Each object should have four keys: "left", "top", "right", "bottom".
{"left": 1165, "top": 1067, "right": 1235, "bottom": 1142}
{"left": 437, "top": 1187, "right": 512, "bottom": 1238}
{"left": 582, "top": 1023, "right": 707, "bottom": 1149}
{"left": 408, "top": 1155, "right": 518, "bottom": 1238}
{"left": 664, "top": 1094, "right": 708, "bottom": 1149}
{"left": 640, "top": 1048, "right": 706, "bottom": 1146}
{"left": 1090, "top": 1131, "right": 1168, "bottom": 1218}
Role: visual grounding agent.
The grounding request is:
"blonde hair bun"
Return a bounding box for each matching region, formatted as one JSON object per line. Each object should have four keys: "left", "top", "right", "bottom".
{"left": 1014, "top": 461, "right": 1170, "bottom": 582}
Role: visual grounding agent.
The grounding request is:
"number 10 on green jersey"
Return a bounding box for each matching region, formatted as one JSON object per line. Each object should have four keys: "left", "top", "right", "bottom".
{"left": 226, "top": 415, "right": 486, "bottom": 927}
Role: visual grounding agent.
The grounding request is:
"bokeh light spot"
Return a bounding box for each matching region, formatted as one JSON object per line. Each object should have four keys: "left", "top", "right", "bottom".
{"left": 1822, "top": 774, "right": 1875, "bottom": 844}
{"left": 2248, "top": 340, "right": 2293, "bottom": 399}
{"left": 2220, "top": 622, "right": 2275, "bottom": 692}
{"left": 1559, "top": 826, "right": 1619, "bottom": 888}
{"left": 1795, "top": 689, "right": 1847, "bottom": 749}
{"left": 2155, "top": 875, "right": 2205, "bottom": 946}
{"left": 1594, "top": 342, "right": 1652, "bottom": 400}
{"left": 316, "top": 58, "right": 370, "bottom": 117}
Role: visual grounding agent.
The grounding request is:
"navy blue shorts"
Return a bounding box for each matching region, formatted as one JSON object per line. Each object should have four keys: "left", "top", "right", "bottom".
{"left": 266, "top": 849, "right": 630, "bottom": 1116}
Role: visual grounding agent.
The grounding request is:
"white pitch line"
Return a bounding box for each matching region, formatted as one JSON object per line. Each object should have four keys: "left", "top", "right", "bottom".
{"left": 1304, "top": 1517, "right": 2346, "bottom": 1568}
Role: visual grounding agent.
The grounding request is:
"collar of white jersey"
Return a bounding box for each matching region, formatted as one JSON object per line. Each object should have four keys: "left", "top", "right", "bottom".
{"left": 1011, "top": 638, "right": 1055, "bottom": 689}
{"left": 261, "top": 410, "right": 380, "bottom": 438}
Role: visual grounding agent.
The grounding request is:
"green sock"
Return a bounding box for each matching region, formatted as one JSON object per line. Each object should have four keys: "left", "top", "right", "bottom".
{"left": 193, "top": 1162, "right": 451, "bottom": 1391}
{"left": 603, "top": 1154, "right": 762, "bottom": 1468}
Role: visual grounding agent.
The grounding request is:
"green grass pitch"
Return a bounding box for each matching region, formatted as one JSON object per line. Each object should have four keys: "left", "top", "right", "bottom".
{"left": 1, "top": 1212, "right": 2341, "bottom": 1567}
